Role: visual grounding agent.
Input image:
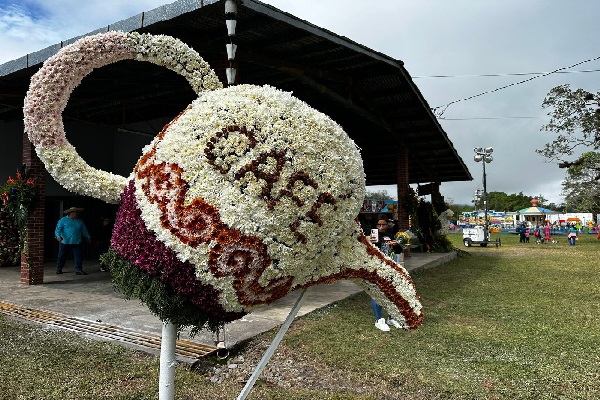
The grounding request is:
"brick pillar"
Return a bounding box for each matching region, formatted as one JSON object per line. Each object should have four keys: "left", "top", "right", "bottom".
{"left": 431, "top": 181, "right": 445, "bottom": 215}
{"left": 21, "top": 134, "right": 46, "bottom": 285}
{"left": 396, "top": 145, "right": 410, "bottom": 231}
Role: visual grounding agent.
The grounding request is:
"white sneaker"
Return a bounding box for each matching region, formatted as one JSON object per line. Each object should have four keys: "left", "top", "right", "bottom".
{"left": 387, "top": 318, "right": 403, "bottom": 329}
{"left": 374, "top": 318, "right": 390, "bottom": 332}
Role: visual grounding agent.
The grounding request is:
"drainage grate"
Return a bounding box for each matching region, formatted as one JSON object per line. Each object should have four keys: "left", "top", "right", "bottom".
{"left": 0, "top": 301, "right": 216, "bottom": 359}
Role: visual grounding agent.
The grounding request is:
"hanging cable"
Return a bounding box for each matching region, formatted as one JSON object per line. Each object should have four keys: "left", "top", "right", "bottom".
{"left": 431, "top": 56, "right": 600, "bottom": 117}
{"left": 439, "top": 116, "right": 543, "bottom": 121}
{"left": 412, "top": 69, "right": 600, "bottom": 79}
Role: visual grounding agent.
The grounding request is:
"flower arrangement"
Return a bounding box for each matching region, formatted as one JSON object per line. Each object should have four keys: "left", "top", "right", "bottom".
{"left": 395, "top": 231, "right": 411, "bottom": 249}
{"left": 25, "top": 32, "right": 423, "bottom": 331}
{"left": 437, "top": 209, "right": 454, "bottom": 235}
{"left": 0, "top": 208, "right": 19, "bottom": 266}
{"left": 401, "top": 188, "right": 453, "bottom": 252}
{"left": 1, "top": 165, "right": 36, "bottom": 261}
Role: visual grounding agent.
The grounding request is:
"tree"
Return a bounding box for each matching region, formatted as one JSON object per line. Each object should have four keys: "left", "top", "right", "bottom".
{"left": 545, "top": 202, "right": 563, "bottom": 211}
{"left": 487, "top": 191, "right": 533, "bottom": 211}
{"left": 560, "top": 152, "right": 600, "bottom": 216}
{"left": 442, "top": 199, "right": 472, "bottom": 220}
{"left": 412, "top": 191, "right": 561, "bottom": 215}
{"left": 537, "top": 85, "right": 600, "bottom": 174}
{"left": 365, "top": 189, "right": 395, "bottom": 201}
{"left": 533, "top": 194, "right": 549, "bottom": 207}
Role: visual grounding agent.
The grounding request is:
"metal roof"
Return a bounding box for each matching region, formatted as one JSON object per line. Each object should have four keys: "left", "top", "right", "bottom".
{"left": 0, "top": 0, "right": 472, "bottom": 186}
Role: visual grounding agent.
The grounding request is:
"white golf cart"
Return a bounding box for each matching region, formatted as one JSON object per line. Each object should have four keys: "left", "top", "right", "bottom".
{"left": 462, "top": 225, "right": 501, "bottom": 247}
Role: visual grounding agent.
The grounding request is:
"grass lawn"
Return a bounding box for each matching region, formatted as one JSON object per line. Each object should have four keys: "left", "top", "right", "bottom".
{"left": 1, "top": 232, "right": 599, "bottom": 399}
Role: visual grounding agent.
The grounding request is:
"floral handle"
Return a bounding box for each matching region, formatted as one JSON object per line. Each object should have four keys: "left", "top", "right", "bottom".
{"left": 23, "top": 31, "right": 222, "bottom": 204}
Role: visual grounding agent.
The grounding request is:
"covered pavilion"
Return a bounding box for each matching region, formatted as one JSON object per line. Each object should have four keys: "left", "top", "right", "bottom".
{"left": 0, "top": 0, "right": 471, "bottom": 284}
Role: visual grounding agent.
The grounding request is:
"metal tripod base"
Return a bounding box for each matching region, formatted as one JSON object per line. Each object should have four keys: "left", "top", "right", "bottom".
{"left": 237, "top": 288, "right": 309, "bottom": 400}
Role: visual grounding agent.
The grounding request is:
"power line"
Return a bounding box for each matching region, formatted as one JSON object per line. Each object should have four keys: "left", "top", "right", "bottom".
{"left": 439, "top": 116, "right": 543, "bottom": 121}
{"left": 431, "top": 56, "right": 600, "bottom": 117}
{"left": 413, "top": 69, "right": 600, "bottom": 79}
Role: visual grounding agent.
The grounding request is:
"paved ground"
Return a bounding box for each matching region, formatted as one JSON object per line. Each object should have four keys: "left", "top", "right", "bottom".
{"left": 0, "top": 251, "right": 455, "bottom": 361}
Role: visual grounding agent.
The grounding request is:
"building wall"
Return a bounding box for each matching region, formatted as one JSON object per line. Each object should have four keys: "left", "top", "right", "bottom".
{"left": 0, "top": 119, "right": 25, "bottom": 181}
{"left": 548, "top": 213, "right": 594, "bottom": 226}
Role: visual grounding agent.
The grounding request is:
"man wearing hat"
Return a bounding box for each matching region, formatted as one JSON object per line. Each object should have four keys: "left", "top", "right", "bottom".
{"left": 55, "top": 207, "right": 92, "bottom": 275}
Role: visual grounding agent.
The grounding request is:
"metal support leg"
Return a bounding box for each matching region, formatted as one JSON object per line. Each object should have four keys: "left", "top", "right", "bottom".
{"left": 237, "top": 288, "right": 308, "bottom": 400}
{"left": 159, "top": 320, "right": 177, "bottom": 400}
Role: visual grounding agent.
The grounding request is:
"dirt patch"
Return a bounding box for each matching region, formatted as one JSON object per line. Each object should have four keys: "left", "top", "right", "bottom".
{"left": 191, "top": 336, "right": 427, "bottom": 398}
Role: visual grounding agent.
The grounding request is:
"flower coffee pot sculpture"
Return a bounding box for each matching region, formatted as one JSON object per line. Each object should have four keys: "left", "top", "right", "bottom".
{"left": 23, "top": 31, "right": 422, "bottom": 397}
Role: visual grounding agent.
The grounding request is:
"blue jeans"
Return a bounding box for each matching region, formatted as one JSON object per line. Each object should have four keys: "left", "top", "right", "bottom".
{"left": 57, "top": 243, "right": 83, "bottom": 272}
{"left": 370, "top": 298, "right": 383, "bottom": 320}
{"left": 568, "top": 236, "right": 576, "bottom": 245}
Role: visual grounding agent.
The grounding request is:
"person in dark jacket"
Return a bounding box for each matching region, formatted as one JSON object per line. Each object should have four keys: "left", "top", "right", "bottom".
{"left": 518, "top": 223, "right": 527, "bottom": 243}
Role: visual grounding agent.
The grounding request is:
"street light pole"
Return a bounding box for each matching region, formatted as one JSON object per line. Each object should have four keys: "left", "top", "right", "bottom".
{"left": 473, "top": 189, "right": 482, "bottom": 224}
{"left": 482, "top": 161, "right": 488, "bottom": 242}
{"left": 474, "top": 147, "right": 494, "bottom": 243}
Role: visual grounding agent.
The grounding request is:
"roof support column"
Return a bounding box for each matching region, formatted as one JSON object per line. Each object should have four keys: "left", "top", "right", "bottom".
{"left": 396, "top": 145, "right": 410, "bottom": 231}
{"left": 431, "top": 182, "right": 445, "bottom": 214}
{"left": 21, "top": 133, "right": 46, "bottom": 285}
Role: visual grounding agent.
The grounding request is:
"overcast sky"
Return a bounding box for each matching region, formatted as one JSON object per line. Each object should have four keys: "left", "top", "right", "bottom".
{"left": 1, "top": 0, "right": 599, "bottom": 207}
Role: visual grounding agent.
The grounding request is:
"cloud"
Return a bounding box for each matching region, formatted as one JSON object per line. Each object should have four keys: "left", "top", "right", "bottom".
{"left": 0, "top": 0, "right": 168, "bottom": 63}
{"left": 0, "top": 4, "right": 62, "bottom": 61}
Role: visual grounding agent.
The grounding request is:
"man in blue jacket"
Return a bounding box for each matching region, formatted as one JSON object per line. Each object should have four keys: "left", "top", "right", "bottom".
{"left": 55, "top": 207, "right": 92, "bottom": 275}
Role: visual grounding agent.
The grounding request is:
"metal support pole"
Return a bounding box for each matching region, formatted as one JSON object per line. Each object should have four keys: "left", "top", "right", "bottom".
{"left": 474, "top": 147, "right": 493, "bottom": 243}
{"left": 483, "top": 161, "right": 488, "bottom": 243}
{"left": 159, "top": 320, "right": 177, "bottom": 400}
{"left": 237, "top": 288, "right": 309, "bottom": 400}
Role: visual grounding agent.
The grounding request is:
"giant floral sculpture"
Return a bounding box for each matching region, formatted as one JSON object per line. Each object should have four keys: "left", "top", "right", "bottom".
{"left": 23, "top": 32, "right": 422, "bottom": 332}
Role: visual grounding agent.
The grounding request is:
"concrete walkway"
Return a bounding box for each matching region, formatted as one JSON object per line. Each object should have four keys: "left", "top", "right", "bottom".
{"left": 0, "top": 251, "right": 455, "bottom": 361}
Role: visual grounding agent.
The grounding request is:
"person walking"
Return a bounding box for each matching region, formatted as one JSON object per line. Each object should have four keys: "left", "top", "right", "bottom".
{"left": 544, "top": 222, "right": 551, "bottom": 243}
{"left": 567, "top": 224, "right": 578, "bottom": 246}
{"left": 533, "top": 225, "right": 542, "bottom": 243}
{"left": 367, "top": 214, "right": 403, "bottom": 332}
{"left": 519, "top": 224, "right": 526, "bottom": 243}
{"left": 55, "top": 207, "right": 92, "bottom": 275}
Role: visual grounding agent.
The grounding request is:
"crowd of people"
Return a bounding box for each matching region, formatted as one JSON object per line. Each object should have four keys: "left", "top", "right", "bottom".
{"left": 517, "top": 222, "right": 555, "bottom": 244}
{"left": 517, "top": 221, "right": 600, "bottom": 245}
